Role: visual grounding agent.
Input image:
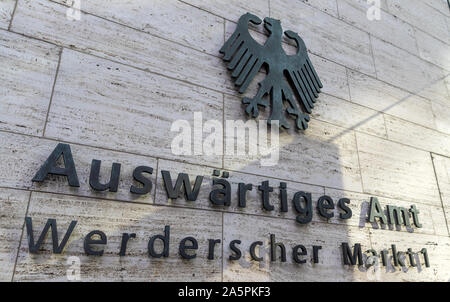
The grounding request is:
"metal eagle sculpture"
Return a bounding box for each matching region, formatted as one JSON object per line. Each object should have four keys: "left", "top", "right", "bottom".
{"left": 220, "top": 13, "right": 323, "bottom": 130}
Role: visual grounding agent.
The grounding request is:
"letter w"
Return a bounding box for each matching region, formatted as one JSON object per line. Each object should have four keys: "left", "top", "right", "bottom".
{"left": 25, "top": 217, "right": 77, "bottom": 254}
{"left": 161, "top": 171, "right": 203, "bottom": 201}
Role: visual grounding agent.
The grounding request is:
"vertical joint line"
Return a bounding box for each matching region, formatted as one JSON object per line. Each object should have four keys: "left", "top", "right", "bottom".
{"left": 42, "top": 47, "right": 63, "bottom": 137}
{"left": 368, "top": 34, "right": 378, "bottom": 79}
{"left": 345, "top": 68, "right": 351, "bottom": 102}
{"left": 221, "top": 212, "right": 224, "bottom": 282}
{"left": 8, "top": 0, "right": 19, "bottom": 31}
{"left": 222, "top": 18, "right": 226, "bottom": 45}
{"left": 354, "top": 131, "right": 366, "bottom": 193}
{"left": 412, "top": 28, "right": 421, "bottom": 60}
{"left": 430, "top": 153, "right": 450, "bottom": 236}
{"left": 335, "top": 0, "right": 340, "bottom": 18}
{"left": 381, "top": 114, "right": 389, "bottom": 139}
{"left": 222, "top": 94, "right": 225, "bottom": 169}
{"left": 11, "top": 190, "right": 32, "bottom": 282}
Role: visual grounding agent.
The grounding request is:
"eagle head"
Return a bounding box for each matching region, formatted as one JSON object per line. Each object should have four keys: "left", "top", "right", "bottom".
{"left": 263, "top": 17, "right": 282, "bottom": 35}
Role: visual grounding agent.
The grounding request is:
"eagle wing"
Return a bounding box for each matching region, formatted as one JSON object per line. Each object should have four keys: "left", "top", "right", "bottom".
{"left": 220, "top": 13, "right": 267, "bottom": 93}
{"left": 284, "top": 30, "right": 323, "bottom": 114}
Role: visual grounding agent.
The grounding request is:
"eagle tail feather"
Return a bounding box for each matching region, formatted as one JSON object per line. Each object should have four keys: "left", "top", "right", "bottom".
{"left": 306, "top": 58, "right": 323, "bottom": 88}
{"left": 239, "top": 60, "right": 263, "bottom": 93}
{"left": 236, "top": 56, "right": 257, "bottom": 86}
{"left": 294, "top": 70, "right": 315, "bottom": 110}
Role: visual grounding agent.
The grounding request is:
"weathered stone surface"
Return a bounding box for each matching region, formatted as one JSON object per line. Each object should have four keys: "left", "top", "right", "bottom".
{"left": 271, "top": 0, "right": 376, "bottom": 76}
{"left": 45, "top": 49, "right": 222, "bottom": 167}
{"left": 0, "top": 188, "right": 29, "bottom": 281}
{"left": 371, "top": 36, "right": 446, "bottom": 97}
{"left": 53, "top": 0, "right": 224, "bottom": 56}
{"left": 312, "top": 93, "right": 387, "bottom": 138}
{"left": 0, "top": 30, "right": 59, "bottom": 136}
{"left": 1, "top": 0, "right": 448, "bottom": 283}
{"left": 422, "top": 0, "right": 450, "bottom": 17}
{"left": 432, "top": 101, "right": 450, "bottom": 135}
{"left": 387, "top": 0, "right": 450, "bottom": 44}
{"left": 325, "top": 188, "right": 448, "bottom": 236}
{"left": 415, "top": 29, "right": 450, "bottom": 71}
{"left": 180, "top": 0, "right": 269, "bottom": 22}
{"left": 0, "top": 0, "right": 14, "bottom": 29}
{"left": 11, "top": 0, "right": 235, "bottom": 95}
{"left": 336, "top": 0, "right": 418, "bottom": 55}
{"left": 224, "top": 95, "right": 363, "bottom": 192}
{"left": 356, "top": 132, "right": 441, "bottom": 206}
{"left": 298, "top": 0, "right": 339, "bottom": 17}
{"left": 368, "top": 230, "right": 450, "bottom": 281}
{"left": 384, "top": 114, "right": 450, "bottom": 157}
{"left": 309, "top": 56, "right": 350, "bottom": 101}
{"left": 155, "top": 159, "right": 325, "bottom": 221}
{"left": 348, "top": 70, "right": 436, "bottom": 130}
{"left": 223, "top": 213, "right": 371, "bottom": 281}
{"left": 13, "top": 192, "right": 222, "bottom": 281}
{"left": 0, "top": 132, "right": 157, "bottom": 204}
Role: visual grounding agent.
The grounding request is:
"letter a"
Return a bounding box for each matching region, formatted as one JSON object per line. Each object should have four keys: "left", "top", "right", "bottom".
{"left": 32, "top": 143, "right": 80, "bottom": 187}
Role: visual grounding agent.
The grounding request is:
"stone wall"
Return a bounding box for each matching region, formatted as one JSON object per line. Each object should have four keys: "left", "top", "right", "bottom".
{"left": 0, "top": 0, "right": 449, "bottom": 281}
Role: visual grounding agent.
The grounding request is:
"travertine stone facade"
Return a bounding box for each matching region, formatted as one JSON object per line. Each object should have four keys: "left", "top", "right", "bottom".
{"left": 0, "top": 0, "right": 449, "bottom": 281}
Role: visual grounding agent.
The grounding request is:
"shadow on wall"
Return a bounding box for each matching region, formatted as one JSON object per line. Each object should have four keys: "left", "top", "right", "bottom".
{"left": 9, "top": 18, "right": 449, "bottom": 283}
{"left": 11, "top": 57, "right": 359, "bottom": 282}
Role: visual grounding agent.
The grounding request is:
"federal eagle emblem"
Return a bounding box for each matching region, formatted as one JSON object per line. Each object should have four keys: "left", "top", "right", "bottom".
{"left": 220, "top": 13, "right": 323, "bottom": 130}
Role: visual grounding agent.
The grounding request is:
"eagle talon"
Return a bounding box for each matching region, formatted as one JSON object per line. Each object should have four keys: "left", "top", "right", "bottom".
{"left": 243, "top": 97, "right": 267, "bottom": 118}
{"left": 295, "top": 114, "right": 310, "bottom": 130}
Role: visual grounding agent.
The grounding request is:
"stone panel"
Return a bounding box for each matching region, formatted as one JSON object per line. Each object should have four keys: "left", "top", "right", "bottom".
{"left": 432, "top": 101, "right": 450, "bottom": 135}
{"left": 337, "top": 0, "right": 417, "bottom": 55}
{"left": 356, "top": 132, "right": 441, "bottom": 206}
{"left": 368, "top": 230, "right": 450, "bottom": 281}
{"left": 387, "top": 0, "right": 450, "bottom": 44}
{"left": 415, "top": 29, "right": 450, "bottom": 71}
{"left": 45, "top": 49, "right": 222, "bottom": 167}
{"left": 180, "top": 0, "right": 269, "bottom": 22}
{"left": 384, "top": 114, "right": 450, "bottom": 157}
{"left": 0, "top": 188, "right": 29, "bottom": 281}
{"left": 13, "top": 192, "right": 222, "bottom": 281}
{"left": 271, "top": 0, "right": 376, "bottom": 76}
{"left": 298, "top": 0, "right": 339, "bottom": 17}
{"left": 0, "top": 30, "right": 60, "bottom": 136}
{"left": 11, "top": 0, "right": 236, "bottom": 95}
{"left": 431, "top": 154, "right": 450, "bottom": 221}
{"left": 0, "top": 132, "right": 157, "bottom": 204}
{"left": 348, "top": 70, "right": 436, "bottom": 130}
{"left": 53, "top": 0, "right": 224, "bottom": 56}
{"left": 422, "top": 0, "right": 450, "bottom": 17}
{"left": 312, "top": 93, "right": 387, "bottom": 138}
{"left": 224, "top": 94, "right": 363, "bottom": 192}
{"left": 371, "top": 36, "right": 446, "bottom": 98}
{"left": 223, "top": 213, "right": 372, "bottom": 281}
